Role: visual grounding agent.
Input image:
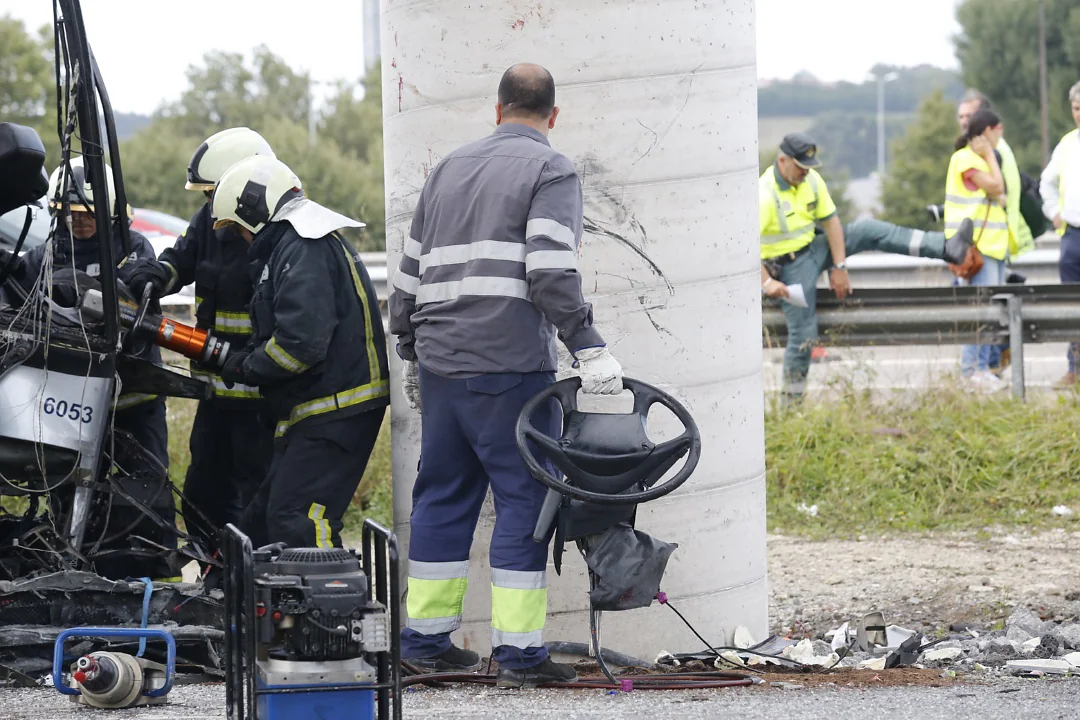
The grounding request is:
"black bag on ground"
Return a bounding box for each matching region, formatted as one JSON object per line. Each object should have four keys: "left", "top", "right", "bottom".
{"left": 583, "top": 523, "right": 678, "bottom": 612}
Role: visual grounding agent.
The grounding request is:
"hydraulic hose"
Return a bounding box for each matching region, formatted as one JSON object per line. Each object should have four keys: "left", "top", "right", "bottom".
{"left": 400, "top": 670, "right": 757, "bottom": 691}
{"left": 543, "top": 641, "right": 651, "bottom": 670}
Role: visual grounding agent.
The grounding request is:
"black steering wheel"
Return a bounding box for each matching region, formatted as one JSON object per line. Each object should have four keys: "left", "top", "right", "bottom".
{"left": 515, "top": 376, "right": 701, "bottom": 507}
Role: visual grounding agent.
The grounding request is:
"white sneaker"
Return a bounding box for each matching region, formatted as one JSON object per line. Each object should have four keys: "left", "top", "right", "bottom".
{"left": 968, "top": 370, "right": 1007, "bottom": 394}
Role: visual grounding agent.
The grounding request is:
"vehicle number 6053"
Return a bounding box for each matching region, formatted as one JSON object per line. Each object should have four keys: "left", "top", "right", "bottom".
{"left": 42, "top": 396, "right": 94, "bottom": 424}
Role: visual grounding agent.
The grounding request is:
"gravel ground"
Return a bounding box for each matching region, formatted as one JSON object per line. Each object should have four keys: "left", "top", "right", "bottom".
{"left": 4, "top": 677, "right": 1080, "bottom": 720}
{"left": 5, "top": 530, "right": 1078, "bottom": 719}
{"left": 769, "top": 529, "right": 1080, "bottom": 637}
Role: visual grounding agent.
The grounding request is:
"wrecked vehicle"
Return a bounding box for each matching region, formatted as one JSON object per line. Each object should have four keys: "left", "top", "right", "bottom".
{"left": 0, "top": 0, "right": 224, "bottom": 680}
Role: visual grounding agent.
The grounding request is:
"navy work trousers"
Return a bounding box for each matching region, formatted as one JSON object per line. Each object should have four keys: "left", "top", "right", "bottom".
{"left": 401, "top": 367, "right": 557, "bottom": 670}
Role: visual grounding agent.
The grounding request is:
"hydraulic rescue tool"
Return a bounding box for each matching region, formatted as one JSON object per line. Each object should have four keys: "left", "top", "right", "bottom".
{"left": 52, "top": 627, "right": 176, "bottom": 708}
{"left": 80, "top": 287, "right": 232, "bottom": 369}
{"left": 223, "top": 521, "right": 402, "bottom": 720}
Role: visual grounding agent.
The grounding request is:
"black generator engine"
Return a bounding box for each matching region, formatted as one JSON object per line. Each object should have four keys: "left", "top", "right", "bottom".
{"left": 224, "top": 523, "right": 401, "bottom": 720}
{"left": 252, "top": 546, "right": 389, "bottom": 662}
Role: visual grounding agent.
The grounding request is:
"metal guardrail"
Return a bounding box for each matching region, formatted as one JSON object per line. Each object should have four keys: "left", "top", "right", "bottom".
{"left": 365, "top": 234, "right": 1063, "bottom": 297}
{"left": 762, "top": 284, "right": 1080, "bottom": 399}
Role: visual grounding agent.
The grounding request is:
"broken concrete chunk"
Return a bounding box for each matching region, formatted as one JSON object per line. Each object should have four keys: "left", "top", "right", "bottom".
{"left": 732, "top": 626, "right": 755, "bottom": 650}
{"left": 1006, "top": 625, "right": 1034, "bottom": 645}
{"left": 782, "top": 638, "right": 840, "bottom": 667}
{"left": 1061, "top": 651, "right": 1080, "bottom": 667}
{"left": 1054, "top": 624, "right": 1080, "bottom": 650}
{"left": 1006, "top": 659, "right": 1074, "bottom": 675}
{"left": 858, "top": 656, "right": 887, "bottom": 671}
{"left": 924, "top": 647, "right": 963, "bottom": 662}
{"left": 1006, "top": 607, "right": 1046, "bottom": 637}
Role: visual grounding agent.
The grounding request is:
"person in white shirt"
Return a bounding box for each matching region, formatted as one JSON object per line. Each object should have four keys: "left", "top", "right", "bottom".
{"left": 1040, "top": 81, "right": 1080, "bottom": 386}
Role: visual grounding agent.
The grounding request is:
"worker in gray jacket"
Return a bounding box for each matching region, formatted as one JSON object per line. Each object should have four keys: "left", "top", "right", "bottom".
{"left": 388, "top": 63, "right": 623, "bottom": 688}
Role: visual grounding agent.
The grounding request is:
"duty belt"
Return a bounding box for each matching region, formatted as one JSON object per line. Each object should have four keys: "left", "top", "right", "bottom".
{"left": 772, "top": 240, "right": 816, "bottom": 266}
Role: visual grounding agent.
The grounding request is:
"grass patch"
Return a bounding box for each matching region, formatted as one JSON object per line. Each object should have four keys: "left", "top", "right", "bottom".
{"left": 767, "top": 387, "right": 1080, "bottom": 537}
{"left": 165, "top": 401, "right": 393, "bottom": 534}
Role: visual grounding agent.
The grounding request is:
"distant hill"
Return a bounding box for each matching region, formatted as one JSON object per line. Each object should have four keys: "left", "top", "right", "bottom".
{"left": 758, "top": 64, "right": 964, "bottom": 118}
{"left": 757, "top": 65, "right": 963, "bottom": 183}
{"left": 113, "top": 111, "right": 151, "bottom": 140}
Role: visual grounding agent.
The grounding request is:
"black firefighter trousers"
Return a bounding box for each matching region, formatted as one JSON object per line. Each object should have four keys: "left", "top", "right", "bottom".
{"left": 241, "top": 408, "right": 385, "bottom": 550}
{"left": 182, "top": 399, "right": 275, "bottom": 556}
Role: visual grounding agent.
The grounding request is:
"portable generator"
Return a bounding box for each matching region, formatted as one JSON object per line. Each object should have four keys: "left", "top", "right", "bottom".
{"left": 223, "top": 522, "right": 401, "bottom": 720}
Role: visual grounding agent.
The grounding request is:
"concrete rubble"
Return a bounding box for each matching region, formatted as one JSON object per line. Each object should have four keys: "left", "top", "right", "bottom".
{"left": 801, "top": 606, "right": 1080, "bottom": 678}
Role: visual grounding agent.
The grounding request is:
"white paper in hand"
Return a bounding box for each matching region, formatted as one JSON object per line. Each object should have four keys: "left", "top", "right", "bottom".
{"left": 783, "top": 284, "right": 808, "bottom": 308}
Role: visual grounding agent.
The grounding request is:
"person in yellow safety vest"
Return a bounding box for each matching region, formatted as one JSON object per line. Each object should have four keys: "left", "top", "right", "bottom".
{"left": 956, "top": 90, "right": 1035, "bottom": 377}
{"left": 761, "top": 133, "right": 974, "bottom": 403}
{"left": 945, "top": 108, "right": 1017, "bottom": 393}
{"left": 958, "top": 91, "right": 1036, "bottom": 257}
{"left": 1040, "top": 81, "right": 1080, "bottom": 387}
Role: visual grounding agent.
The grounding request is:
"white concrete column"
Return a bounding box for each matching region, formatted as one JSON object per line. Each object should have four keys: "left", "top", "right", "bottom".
{"left": 382, "top": 0, "right": 766, "bottom": 658}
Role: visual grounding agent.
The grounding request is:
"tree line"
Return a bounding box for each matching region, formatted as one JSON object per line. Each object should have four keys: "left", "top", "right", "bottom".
{"left": 0, "top": 16, "right": 385, "bottom": 250}
{"left": 882, "top": 0, "right": 1080, "bottom": 229}
{"left": 3, "top": 0, "right": 1078, "bottom": 243}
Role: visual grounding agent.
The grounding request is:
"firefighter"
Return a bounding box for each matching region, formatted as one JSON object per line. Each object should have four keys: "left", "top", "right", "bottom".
{"left": 14, "top": 156, "right": 177, "bottom": 579}
{"left": 126, "top": 128, "right": 277, "bottom": 560}
{"left": 209, "top": 155, "right": 389, "bottom": 550}
{"left": 388, "top": 63, "right": 623, "bottom": 688}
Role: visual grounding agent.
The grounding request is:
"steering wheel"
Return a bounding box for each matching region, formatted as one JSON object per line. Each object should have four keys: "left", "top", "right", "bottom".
{"left": 515, "top": 376, "right": 701, "bottom": 507}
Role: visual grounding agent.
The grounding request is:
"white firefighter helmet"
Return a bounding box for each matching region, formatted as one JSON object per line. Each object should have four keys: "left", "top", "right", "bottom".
{"left": 212, "top": 155, "right": 303, "bottom": 235}
{"left": 186, "top": 127, "right": 276, "bottom": 191}
{"left": 47, "top": 156, "right": 117, "bottom": 215}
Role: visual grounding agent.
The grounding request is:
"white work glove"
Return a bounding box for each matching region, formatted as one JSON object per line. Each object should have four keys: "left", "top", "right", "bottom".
{"left": 401, "top": 360, "right": 421, "bottom": 412}
{"left": 572, "top": 346, "right": 624, "bottom": 395}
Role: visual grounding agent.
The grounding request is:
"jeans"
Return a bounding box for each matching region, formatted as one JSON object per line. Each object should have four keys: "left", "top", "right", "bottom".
{"left": 959, "top": 256, "right": 1007, "bottom": 376}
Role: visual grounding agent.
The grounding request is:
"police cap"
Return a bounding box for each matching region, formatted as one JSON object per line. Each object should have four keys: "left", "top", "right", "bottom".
{"left": 779, "top": 133, "right": 822, "bottom": 169}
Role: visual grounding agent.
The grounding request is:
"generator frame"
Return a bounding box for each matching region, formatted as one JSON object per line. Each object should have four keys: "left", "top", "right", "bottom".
{"left": 223, "top": 520, "right": 402, "bottom": 720}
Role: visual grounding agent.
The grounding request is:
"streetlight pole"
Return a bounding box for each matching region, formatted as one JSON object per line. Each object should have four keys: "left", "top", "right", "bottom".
{"left": 308, "top": 82, "right": 317, "bottom": 149}
{"left": 1039, "top": 0, "right": 1050, "bottom": 166}
{"left": 875, "top": 71, "right": 899, "bottom": 178}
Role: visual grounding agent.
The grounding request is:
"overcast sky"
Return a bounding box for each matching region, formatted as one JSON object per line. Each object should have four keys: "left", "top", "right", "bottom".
{"left": 0, "top": 0, "right": 961, "bottom": 115}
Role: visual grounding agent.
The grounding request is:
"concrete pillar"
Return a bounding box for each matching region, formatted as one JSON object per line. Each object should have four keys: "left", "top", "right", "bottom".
{"left": 381, "top": 0, "right": 765, "bottom": 658}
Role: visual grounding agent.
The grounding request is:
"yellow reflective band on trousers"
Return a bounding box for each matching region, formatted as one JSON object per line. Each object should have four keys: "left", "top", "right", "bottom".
{"left": 406, "top": 560, "right": 469, "bottom": 635}
{"left": 490, "top": 569, "right": 547, "bottom": 649}
{"left": 307, "top": 503, "right": 332, "bottom": 548}
{"left": 274, "top": 379, "right": 390, "bottom": 437}
{"left": 944, "top": 146, "right": 1012, "bottom": 261}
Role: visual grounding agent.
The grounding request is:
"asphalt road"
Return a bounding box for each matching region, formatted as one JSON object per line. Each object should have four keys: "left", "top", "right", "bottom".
{"left": 4, "top": 676, "right": 1079, "bottom": 720}
{"left": 763, "top": 342, "right": 1071, "bottom": 394}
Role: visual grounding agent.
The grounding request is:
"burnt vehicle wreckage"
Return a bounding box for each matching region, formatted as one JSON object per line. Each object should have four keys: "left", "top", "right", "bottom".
{"left": 0, "top": 0, "right": 225, "bottom": 679}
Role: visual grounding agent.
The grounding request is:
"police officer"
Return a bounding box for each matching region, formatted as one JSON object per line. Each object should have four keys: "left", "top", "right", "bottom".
{"left": 127, "top": 128, "right": 277, "bottom": 559}
{"left": 388, "top": 63, "right": 623, "bottom": 688}
{"left": 209, "top": 155, "right": 389, "bottom": 550}
{"left": 13, "top": 156, "right": 177, "bottom": 578}
{"left": 762, "top": 133, "right": 974, "bottom": 402}
{"left": 1041, "top": 81, "right": 1080, "bottom": 387}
